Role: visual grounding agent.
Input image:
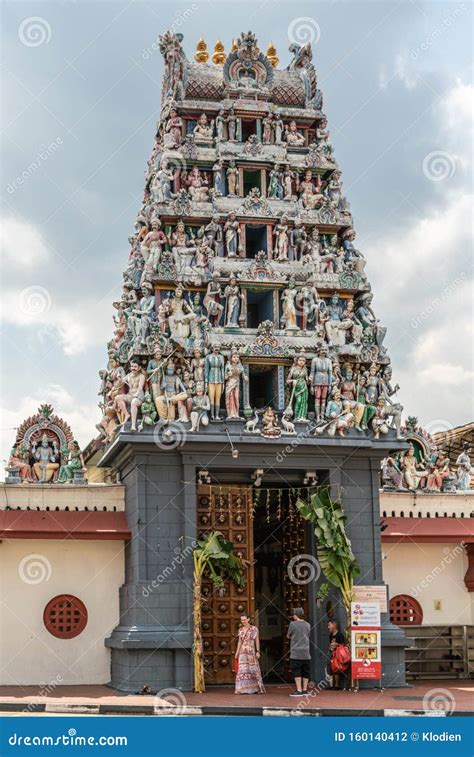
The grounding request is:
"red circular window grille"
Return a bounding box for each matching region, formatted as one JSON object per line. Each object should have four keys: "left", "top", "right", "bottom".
{"left": 43, "top": 595, "right": 88, "bottom": 639}
{"left": 389, "top": 594, "right": 423, "bottom": 626}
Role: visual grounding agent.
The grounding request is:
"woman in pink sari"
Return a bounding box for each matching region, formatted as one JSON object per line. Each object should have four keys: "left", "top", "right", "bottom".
{"left": 234, "top": 614, "right": 265, "bottom": 694}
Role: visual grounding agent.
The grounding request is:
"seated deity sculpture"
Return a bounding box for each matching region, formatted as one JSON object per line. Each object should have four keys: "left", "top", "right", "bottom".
{"left": 156, "top": 362, "right": 188, "bottom": 422}
{"left": 193, "top": 113, "right": 214, "bottom": 144}
{"left": 298, "top": 171, "right": 323, "bottom": 210}
{"left": 186, "top": 166, "right": 210, "bottom": 203}
{"left": 32, "top": 434, "right": 60, "bottom": 483}
{"left": 285, "top": 120, "right": 305, "bottom": 147}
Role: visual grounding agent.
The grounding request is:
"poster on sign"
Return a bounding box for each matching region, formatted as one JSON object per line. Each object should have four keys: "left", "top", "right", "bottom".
{"left": 351, "top": 602, "right": 382, "bottom": 680}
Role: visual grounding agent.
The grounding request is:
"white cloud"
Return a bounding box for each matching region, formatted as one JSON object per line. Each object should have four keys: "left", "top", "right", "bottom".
{"left": 437, "top": 80, "right": 473, "bottom": 169}
{"left": 367, "top": 190, "right": 473, "bottom": 428}
{"left": 0, "top": 217, "right": 51, "bottom": 270}
{"left": 378, "top": 52, "right": 419, "bottom": 90}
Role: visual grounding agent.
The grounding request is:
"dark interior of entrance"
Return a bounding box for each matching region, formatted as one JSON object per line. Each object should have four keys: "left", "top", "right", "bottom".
{"left": 248, "top": 364, "right": 277, "bottom": 409}
{"left": 245, "top": 224, "right": 267, "bottom": 258}
{"left": 247, "top": 289, "right": 274, "bottom": 328}
{"left": 241, "top": 118, "right": 257, "bottom": 141}
{"left": 253, "top": 485, "right": 309, "bottom": 683}
{"left": 243, "top": 168, "right": 261, "bottom": 195}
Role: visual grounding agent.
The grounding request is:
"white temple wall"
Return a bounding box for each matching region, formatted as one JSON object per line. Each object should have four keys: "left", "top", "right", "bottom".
{"left": 383, "top": 541, "right": 473, "bottom": 625}
{"left": 0, "top": 539, "right": 125, "bottom": 685}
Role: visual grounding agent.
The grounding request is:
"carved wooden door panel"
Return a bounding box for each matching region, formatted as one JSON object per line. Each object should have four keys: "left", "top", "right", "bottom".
{"left": 196, "top": 485, "right": 254, "bottom": 685}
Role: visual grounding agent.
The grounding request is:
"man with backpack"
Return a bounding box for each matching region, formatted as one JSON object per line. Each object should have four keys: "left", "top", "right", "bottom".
{"left": 328, "top": 619, "right": 350, "bottom": 690}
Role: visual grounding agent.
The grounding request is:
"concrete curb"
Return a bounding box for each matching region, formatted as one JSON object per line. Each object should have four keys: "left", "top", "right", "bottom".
{"left": 1, "top": 701, "right": 473, "bottom": 717}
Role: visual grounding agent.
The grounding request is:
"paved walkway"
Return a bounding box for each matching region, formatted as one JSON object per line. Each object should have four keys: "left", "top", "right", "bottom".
{"left": 0, "top": 680, "right": 472, "bottom": 716}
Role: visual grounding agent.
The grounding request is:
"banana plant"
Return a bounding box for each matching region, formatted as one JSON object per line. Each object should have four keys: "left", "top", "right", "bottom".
{"left": 192, "top": 531, "right": 246, "bottom": 693}
{"left": 296, "top": 487, "right": 360, "bottom": 632}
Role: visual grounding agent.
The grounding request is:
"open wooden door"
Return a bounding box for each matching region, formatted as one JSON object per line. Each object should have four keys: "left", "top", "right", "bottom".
{"left": 196, "top": 485, "right": 254, "bottom": 685}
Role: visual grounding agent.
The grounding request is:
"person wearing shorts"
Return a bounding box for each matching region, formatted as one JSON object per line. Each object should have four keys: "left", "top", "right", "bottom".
{"left": 287, "top": 608, "right": 311, "bottom": 696}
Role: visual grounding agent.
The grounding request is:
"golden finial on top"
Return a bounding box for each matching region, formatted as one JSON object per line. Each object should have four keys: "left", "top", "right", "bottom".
{"left": 266, "top": 42, "right": 279, "bottom": 68}
{"left": 230, "top": 38, "right": 238, "bottom": 53}
{"left": 194, "top": 37, "right": 209, "bottom": 64}
{"left": 212, "top": 39, "right": 226, "bottom": 65}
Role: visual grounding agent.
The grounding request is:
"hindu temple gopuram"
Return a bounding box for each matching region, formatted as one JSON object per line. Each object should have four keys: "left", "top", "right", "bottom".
{"left": 85, "top": 30, "right": 413, "bottom": 691}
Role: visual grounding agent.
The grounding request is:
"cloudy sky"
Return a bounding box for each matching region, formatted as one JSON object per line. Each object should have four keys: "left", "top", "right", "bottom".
{"left": 1, "top": 0, "right": 472, "bottom": 468}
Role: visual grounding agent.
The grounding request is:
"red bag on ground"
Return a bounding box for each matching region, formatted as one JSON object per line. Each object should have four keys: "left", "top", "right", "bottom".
{"left": 330, "top": 644, "right": 351, "bottom": 673}
{"left": 233, "top": 658, "right": 239, "bottom": 674}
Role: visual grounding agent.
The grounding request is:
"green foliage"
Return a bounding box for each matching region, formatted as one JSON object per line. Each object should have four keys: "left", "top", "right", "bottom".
{"left": 296, "top": 487, "right": 360, "bottom": 597}
{"left": 316, "top": 581, "right": 330, "bottom": 603}
{"left": 194, "top": 531, "right": 246, "bottom": 589}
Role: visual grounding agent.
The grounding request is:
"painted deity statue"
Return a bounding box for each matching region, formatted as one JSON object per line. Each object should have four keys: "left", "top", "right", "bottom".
{"left": 226, "top": 161, "right": 239, "bottom": 196}
{"left": 224, "top": 212, "right": 240, "bottom": 257}
{"left": 286, "top": 354, "right": 309, "bottom": 421}
{"left": 261, "top": 407, "right": 281, "bottom": 438}
{"left": 186, "top": 166, "right": 209, "bottom": 203}
{"left": 156, "top": 362, "right": 188, "bottom": 422}
{"left": 274, "top": 116, "right": 284, "bottom": 144}
{"left": 310, "top": 344, "right": 333, "bottom": 422}
{"left": 168, "top": 285, "right": 196, "bottom": 343}
{"left": 226, "top": 109, "right": 237, "bottom": 141}
{"left": 285, "top": 120, "right": 305, "bottom": 147}
{"left": 225, "top": 351, "right": 248, "bottom": 419}
{"left": 224, "top": 276, "right": 244, "bottom": 327}
{"left": 212, "top": 159, "right": 226, "bottom": 196}
{"left": 57, "top": 441, "right": 85, "bottom": 483}
{"left": 297, "top": 278, "right": 320, "bottom": 332}
{"left": 262, "top": 113, "right": 273, "bottom": 144}
{"left": 171, "top": 220, "right": 197, "bottom": 274}
{"left": 115, "top": 360, "right": 146, "bottom": 432}
{"left": 215, "top": 109, "right": 227, "bottom": 142}
{"left": 281, "top": 279, "right": 298, "bottom": 331}
{"left": 32, "top": 434, "right": 60, "bottom": 483}
{"left": 401, "top": 446, "right": 428, "bottom": 490}
{"left": 146, "top": 346, "right": 166, "bottom": 412}
{"left": 274, "top": 217, "right": 290, "bottom": 260}
{"left": 189, "top": 383, "right": 210, "bottom": 432}
{"left": 141, "top": 220, "right": 168, "bottom": 277}
{"left": 324, "top": 389, "right": 354, "bottom": 437}
{"left": 204, "top": 215, "right": 224, "bottom": 256}
{"left": 299, "top": 170, "right": 323, "bottom": 210}
{"left": 193, "top": 113, "right": 214, "bottom": 144}
{"left": 164, "top": 108, "right": 183, "bottom": 147}
{"left": 267, "top": 164, "right": 283, "bottom": 200}
{"left": 282, "top": 164, "right": 295, "bottom": 200}
{"left": 138, "top": 391, "right": 158, "bottom": 431}
{"left": 339, "top": 367, "right": 364, "bottom": 431}
{"left": 455, "top": 444, "right": 472, "bottom": 490}
{"left": 128, "top": 282, "right": 156, "bottom": 347}
{"left": 289, "top": 219, "right": 307, "bottom": 261}
{"left": 203, "top": 273, "right": 224, "bottom": 326}
{"left": 151, "top": 161, "right": 174, "bottom": 203}
{"left": 8, "top": 443, "right": 32, "bottom": 482}
{"left": 205, "top": 345, "right": 225, "bottom": 421}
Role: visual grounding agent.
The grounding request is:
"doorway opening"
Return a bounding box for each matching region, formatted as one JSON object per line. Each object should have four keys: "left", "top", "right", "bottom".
{"left": 247, "top": 289, "right": 275, "bottom": 328}
{"left": 245, "top": 224, "right": 268, "bottom": 258}
{"left": 253, "top": 485, "right": 309, "bottom": 682}
{"left": 243, "top": 168, "right": 262, "bottom": 196}
{"left": 248, "top": 364, "right": 278, "bottom": 409}
{"left": 241, "top": 118, "right": 257, "bottom": 142}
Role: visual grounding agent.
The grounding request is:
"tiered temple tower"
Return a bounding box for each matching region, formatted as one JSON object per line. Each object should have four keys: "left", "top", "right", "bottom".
{"left": 98, "top": 31, "right": 409, "bottom": 692}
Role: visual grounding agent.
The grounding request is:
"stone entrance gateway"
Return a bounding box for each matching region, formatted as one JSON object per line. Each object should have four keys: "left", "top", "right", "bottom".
{"left": 197, "top": 483, "right": 309, "bottom": 685}
{"left": 102, "top": 434, "right": 409, "bottom": 693}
